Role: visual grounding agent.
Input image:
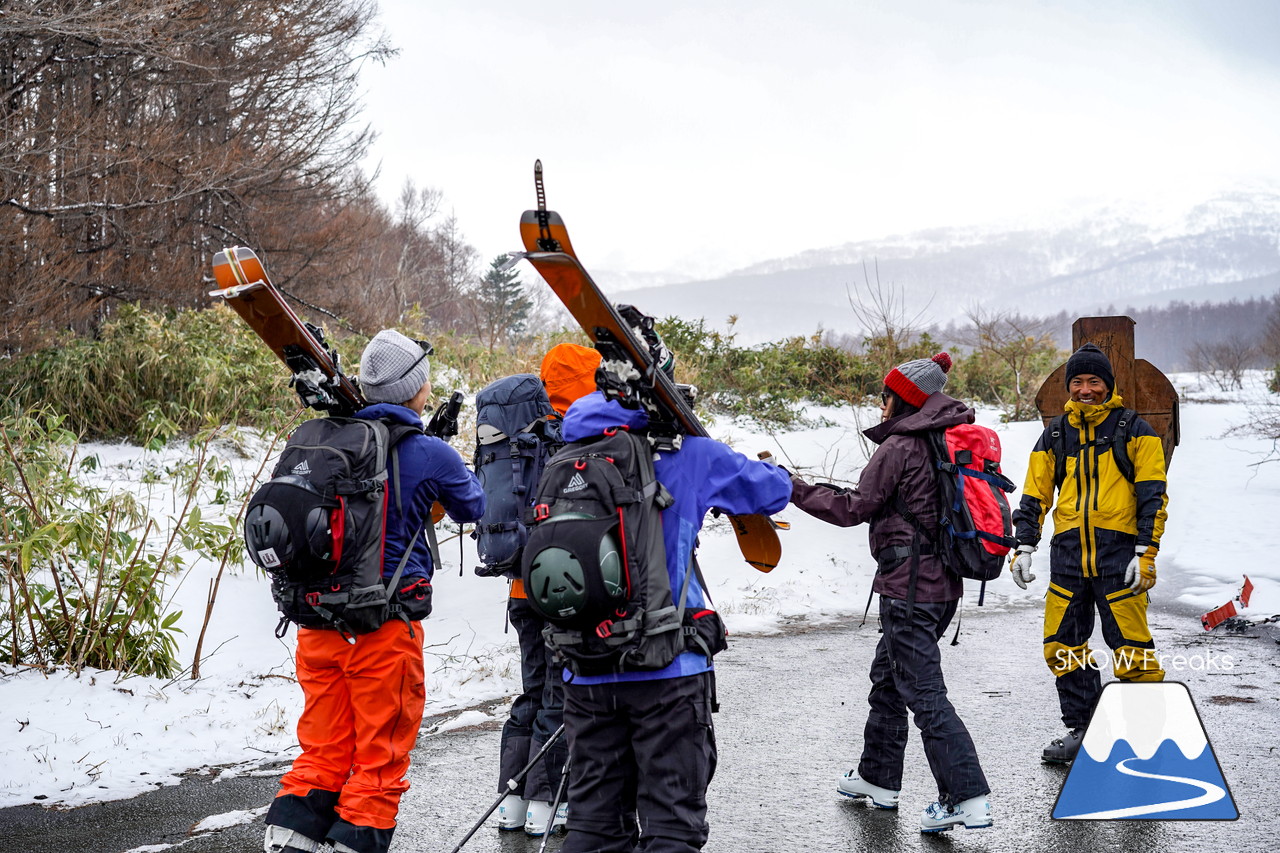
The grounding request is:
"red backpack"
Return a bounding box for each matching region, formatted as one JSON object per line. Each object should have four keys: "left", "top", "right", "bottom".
{"left": 895, "top": 424, "right": 1017, "bottom": 604}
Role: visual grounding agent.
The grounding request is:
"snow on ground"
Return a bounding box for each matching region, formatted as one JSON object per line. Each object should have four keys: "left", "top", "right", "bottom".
{"left": 2, "top": 372, "right": 1277, "bottom": 809}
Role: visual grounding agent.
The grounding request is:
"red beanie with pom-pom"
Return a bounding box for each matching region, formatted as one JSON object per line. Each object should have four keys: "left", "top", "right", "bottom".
{"left": 884, "top": 352, "right": 952, "bottom": 408}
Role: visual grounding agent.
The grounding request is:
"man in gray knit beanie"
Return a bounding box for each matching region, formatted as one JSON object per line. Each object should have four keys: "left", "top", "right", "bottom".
{"left": 265, "top": 328, "right": 485, "bottom": 853}
{"left": 359, "top": 330, "right": 431, "bottom": 405}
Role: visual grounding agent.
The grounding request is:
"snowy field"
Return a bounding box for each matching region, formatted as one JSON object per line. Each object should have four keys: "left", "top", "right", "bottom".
{"left": 2, "top": 372, "right": 1276, "bottom": 810}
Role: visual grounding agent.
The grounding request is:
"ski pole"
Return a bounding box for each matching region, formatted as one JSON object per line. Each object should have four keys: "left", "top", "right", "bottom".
{"left": 537, "top": 754, "right": 573, "bottom": 853}
{"left": 447, "top": 724, "right": 567, "bottom": 853}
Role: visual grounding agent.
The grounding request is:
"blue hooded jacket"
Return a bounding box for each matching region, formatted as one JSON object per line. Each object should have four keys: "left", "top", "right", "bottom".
{"left": 561, "top": 392, "right": 792, "bottom": 684}
{"left": 354, "top": 404, "right": 486, "bottom": 581}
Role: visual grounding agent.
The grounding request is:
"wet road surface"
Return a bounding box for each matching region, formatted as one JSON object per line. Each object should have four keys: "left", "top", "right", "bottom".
{"left": 3, "top": 597, "right": 1276, "bottom": 853}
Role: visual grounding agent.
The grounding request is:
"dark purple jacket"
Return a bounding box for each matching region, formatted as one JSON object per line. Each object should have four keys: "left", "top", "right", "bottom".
{"left": 789, "top": 393, "right": 974, "bottom": 602}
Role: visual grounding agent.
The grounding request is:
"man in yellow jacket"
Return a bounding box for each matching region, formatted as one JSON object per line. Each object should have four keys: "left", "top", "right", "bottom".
{"left": 1009, "top": 343, "right": 1169, "bottom": 763}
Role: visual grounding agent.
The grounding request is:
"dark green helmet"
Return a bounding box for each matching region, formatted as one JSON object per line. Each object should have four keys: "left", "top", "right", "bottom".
{"left": 526, "top": 513, "right": 625, "bottom": 622}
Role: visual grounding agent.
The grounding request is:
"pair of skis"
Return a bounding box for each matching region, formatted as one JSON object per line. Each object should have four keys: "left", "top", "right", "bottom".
{"left": 514, "top": 162, "right": 785, "bottom": 572}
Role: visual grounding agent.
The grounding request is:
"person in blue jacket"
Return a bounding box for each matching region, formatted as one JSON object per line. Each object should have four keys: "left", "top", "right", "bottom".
{"left": 265, "top": 329, "right": 485, "bottom": 853}
{"left": 556, "top": 390, "right": 793, "bottom": 853}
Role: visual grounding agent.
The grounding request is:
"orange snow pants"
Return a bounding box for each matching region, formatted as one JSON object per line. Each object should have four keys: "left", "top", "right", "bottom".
{"left": 275, "top": 619, "right": 426, "bottom": 839}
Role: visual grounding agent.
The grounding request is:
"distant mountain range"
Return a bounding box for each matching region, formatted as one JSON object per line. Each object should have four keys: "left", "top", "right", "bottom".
{"left": 595, "top": 189, "right": 1280, "bottom": 343}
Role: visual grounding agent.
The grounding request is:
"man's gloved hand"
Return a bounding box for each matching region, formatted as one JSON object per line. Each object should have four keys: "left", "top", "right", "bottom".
{"left": 1125, "top": 545, "right": 1157, "bottom": 593}
{"left": 1009, "top": 545, "right": 1036, "bottom": 590}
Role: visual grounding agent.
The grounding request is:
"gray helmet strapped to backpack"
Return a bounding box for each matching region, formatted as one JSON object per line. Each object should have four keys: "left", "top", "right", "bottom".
{"left": 525, "top": 513, "right": 626, "bottom": 623}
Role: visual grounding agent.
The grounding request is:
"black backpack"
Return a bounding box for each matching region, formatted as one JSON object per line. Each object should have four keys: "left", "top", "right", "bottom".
{"left": 520, "top": 427, "right": 709, "bottom": 676}
{"left": 472, "top": 374, "right": 560, "bottom": 578}
{"left": 243, "top": 416, "right": 429, "bottom": 639}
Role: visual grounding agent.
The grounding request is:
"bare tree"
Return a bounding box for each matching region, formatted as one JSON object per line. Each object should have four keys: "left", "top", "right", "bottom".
{"left": 1188, "top": 339, "right": 1255, "bottom": 392}
{"left": 952, "top": 306, "right": 1062, "bottom": 420}
{"left": 844, "top": 259, "right": 934, "bottom": 384}
{"left": 0, "top": 0, "right": 395, "bottom": 350}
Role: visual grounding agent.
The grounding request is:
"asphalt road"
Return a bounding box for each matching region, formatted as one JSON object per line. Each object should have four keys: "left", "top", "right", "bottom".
{"left": 3, "top": 595, "right": 1276, "bottom": 853}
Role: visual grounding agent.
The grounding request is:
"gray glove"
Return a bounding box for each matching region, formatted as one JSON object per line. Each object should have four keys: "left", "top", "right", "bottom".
{"left": 1009, "top": 545, "right": 1036, "bottom": 590}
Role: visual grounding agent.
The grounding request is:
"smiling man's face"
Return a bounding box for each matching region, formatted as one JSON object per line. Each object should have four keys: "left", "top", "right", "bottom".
{"left": 1068, "top": 374, "right": 1109, "bottom": 405}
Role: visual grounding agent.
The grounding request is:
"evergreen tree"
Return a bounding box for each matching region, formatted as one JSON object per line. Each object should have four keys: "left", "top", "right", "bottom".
{"left": 470, "top": 256, "right": 534, "bottom": 350}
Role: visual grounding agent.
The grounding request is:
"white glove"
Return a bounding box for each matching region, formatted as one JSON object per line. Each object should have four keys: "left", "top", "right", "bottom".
{"left": 1008, "top": 540, "right": 1039, "bottom": 589}
{"left": 1125, "top": 545, "right": 1158, "bottom": 593}
{"left": 1009, "top": 545, "right": 1036, "bottom": 590}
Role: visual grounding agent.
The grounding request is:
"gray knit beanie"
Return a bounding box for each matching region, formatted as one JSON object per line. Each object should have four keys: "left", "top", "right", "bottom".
{"left": 358, "top": 330, "right": 430, "bottom": 404}
{"left": 884, "top": 352, "right": 953, "bottom": 408}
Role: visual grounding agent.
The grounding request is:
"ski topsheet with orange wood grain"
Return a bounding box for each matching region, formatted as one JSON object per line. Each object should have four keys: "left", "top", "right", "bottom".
{"left": 210, "top": 246, "right": 365, "bottom": 413}
{"left": 515, "top": 162, "right": 783, "bottom": 572}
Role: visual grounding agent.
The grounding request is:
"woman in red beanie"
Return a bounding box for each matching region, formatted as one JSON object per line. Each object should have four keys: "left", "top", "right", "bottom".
{"left": 789, "top": 353, "right": 993, "bottom": 834}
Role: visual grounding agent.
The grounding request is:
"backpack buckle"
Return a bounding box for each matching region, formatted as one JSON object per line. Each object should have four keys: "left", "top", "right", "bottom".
{"left": 305, "top": 592, "right": 320, "bottom": 606}
{"left": 595, "top": 619, "right": 614, "bottom": 638}
{"left": 534, "top": 503, "right": 550, "bottom": 521}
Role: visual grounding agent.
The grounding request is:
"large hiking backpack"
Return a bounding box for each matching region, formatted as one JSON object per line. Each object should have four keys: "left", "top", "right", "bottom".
{"left": 896, "top": 425, "right": 1017, "bottom": 598}
{"left": 1048, "top": 408, "right": 1138, "bottom": 486}
{"left": 519, "top": 427, "right": 694, "bottom": 676}
{"left": 472, "top": 374, "right": 559, "bottom": 577}
{"left": 243, "top": 416, "right": 426, "bottom": 638}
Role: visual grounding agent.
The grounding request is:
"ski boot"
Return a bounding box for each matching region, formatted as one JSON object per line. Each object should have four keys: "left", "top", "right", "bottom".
{"left": 920, "top": 796, "right": 993, "bottom": 833}
{"left": 525, "top": 800, "right": 568, "bottom": 836}
{"left": 1042, "top": 728, "right": 1085, "bottom": 764}
{"left": 496, "top": 793, "right": 529, "bottom": 831}
{"left": 263, "top": 825, "right": 325, "bottom": 853}
{"left": 836, "top": 770, "right": 900, "bottom": 809}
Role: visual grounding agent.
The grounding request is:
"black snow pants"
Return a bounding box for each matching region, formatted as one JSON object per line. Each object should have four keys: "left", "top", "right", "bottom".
{"left": 498, "top": 596, "right": 566, "bottom": 802}
{"left": 857, "top": 596, "right": 989, "bottom": 806}
{"left": 561, "top": 672, "right": 717, "bottom": 853}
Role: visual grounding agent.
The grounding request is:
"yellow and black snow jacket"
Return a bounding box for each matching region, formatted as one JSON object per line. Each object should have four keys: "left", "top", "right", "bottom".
{"left": 1012, "top": 395, "right": 1168, "bottom": 578}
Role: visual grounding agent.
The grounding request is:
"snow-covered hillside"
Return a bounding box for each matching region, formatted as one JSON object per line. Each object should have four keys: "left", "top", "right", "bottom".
{"left": 603, "top": 187, "right": 1280, "bottom": 342}
{"left": 2, "top": 373, "right": 1277, "bottom": 809}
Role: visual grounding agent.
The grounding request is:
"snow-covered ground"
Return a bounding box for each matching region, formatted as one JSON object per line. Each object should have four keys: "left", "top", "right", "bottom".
{"left": 2, "top": 372, "right": 1276, "bottom": 810}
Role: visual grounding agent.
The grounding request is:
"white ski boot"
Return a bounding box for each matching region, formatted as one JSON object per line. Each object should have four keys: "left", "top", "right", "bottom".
{"left": 524, "top": 800, "right": 568, "bottom": 836}
{"left": 836, "top": 770, "right": 900, "bottom": 809}
{"left": 920, "top": 796, "right": 993, "bottom": 832}
{"left": 263, "top": 824, "right": 325, "bottom": 853}
{"left": 495, "top": 793, "right": 529, "bottom": 831}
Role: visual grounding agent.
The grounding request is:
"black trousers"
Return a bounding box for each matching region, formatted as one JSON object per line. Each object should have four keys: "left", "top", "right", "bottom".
{"left": 858, "top": 597, "right": 989, "bottom": 806}
{"left": 498, "top": 597, "right": 567, "bottom": 801}
{"left": 561, "top": 672, "right": 717, "bottom": 853}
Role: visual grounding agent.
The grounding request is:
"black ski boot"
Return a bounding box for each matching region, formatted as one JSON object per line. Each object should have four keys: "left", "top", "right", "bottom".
{"left": 1042, "top": 728, "right": 1085, "bottom": 763}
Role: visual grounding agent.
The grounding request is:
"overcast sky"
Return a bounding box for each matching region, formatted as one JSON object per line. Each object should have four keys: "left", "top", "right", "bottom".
{"left": 358, "top": 0, "right": 1280, "bottom": 279}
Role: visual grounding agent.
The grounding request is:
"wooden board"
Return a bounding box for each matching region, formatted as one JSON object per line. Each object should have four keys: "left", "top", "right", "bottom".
{"left": 1034, "top": 316, "right": 1180, "bottom": 467}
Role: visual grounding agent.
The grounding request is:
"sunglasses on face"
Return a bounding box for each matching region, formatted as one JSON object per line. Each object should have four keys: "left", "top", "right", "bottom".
{"left": 880, "top": 391, "right": 892, "bottom": 406}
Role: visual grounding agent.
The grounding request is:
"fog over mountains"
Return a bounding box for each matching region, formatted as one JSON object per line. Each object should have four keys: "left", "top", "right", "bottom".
{"left": 595, "top": 188, "right": 1280, "bottom": 344}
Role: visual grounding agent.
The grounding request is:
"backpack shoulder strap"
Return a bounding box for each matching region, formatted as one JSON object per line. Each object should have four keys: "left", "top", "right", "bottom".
{"left": 891, "top": 428, "right": 946, "bottom": 548}
{"left": 384, "top": 420, "right": 442, "bottom": 579}
{"left": 1049, "top": 414, "right": 1069, "bottom": 488}
{"left": 1110, "top": 408, "right": 1137, "bottom": 483}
